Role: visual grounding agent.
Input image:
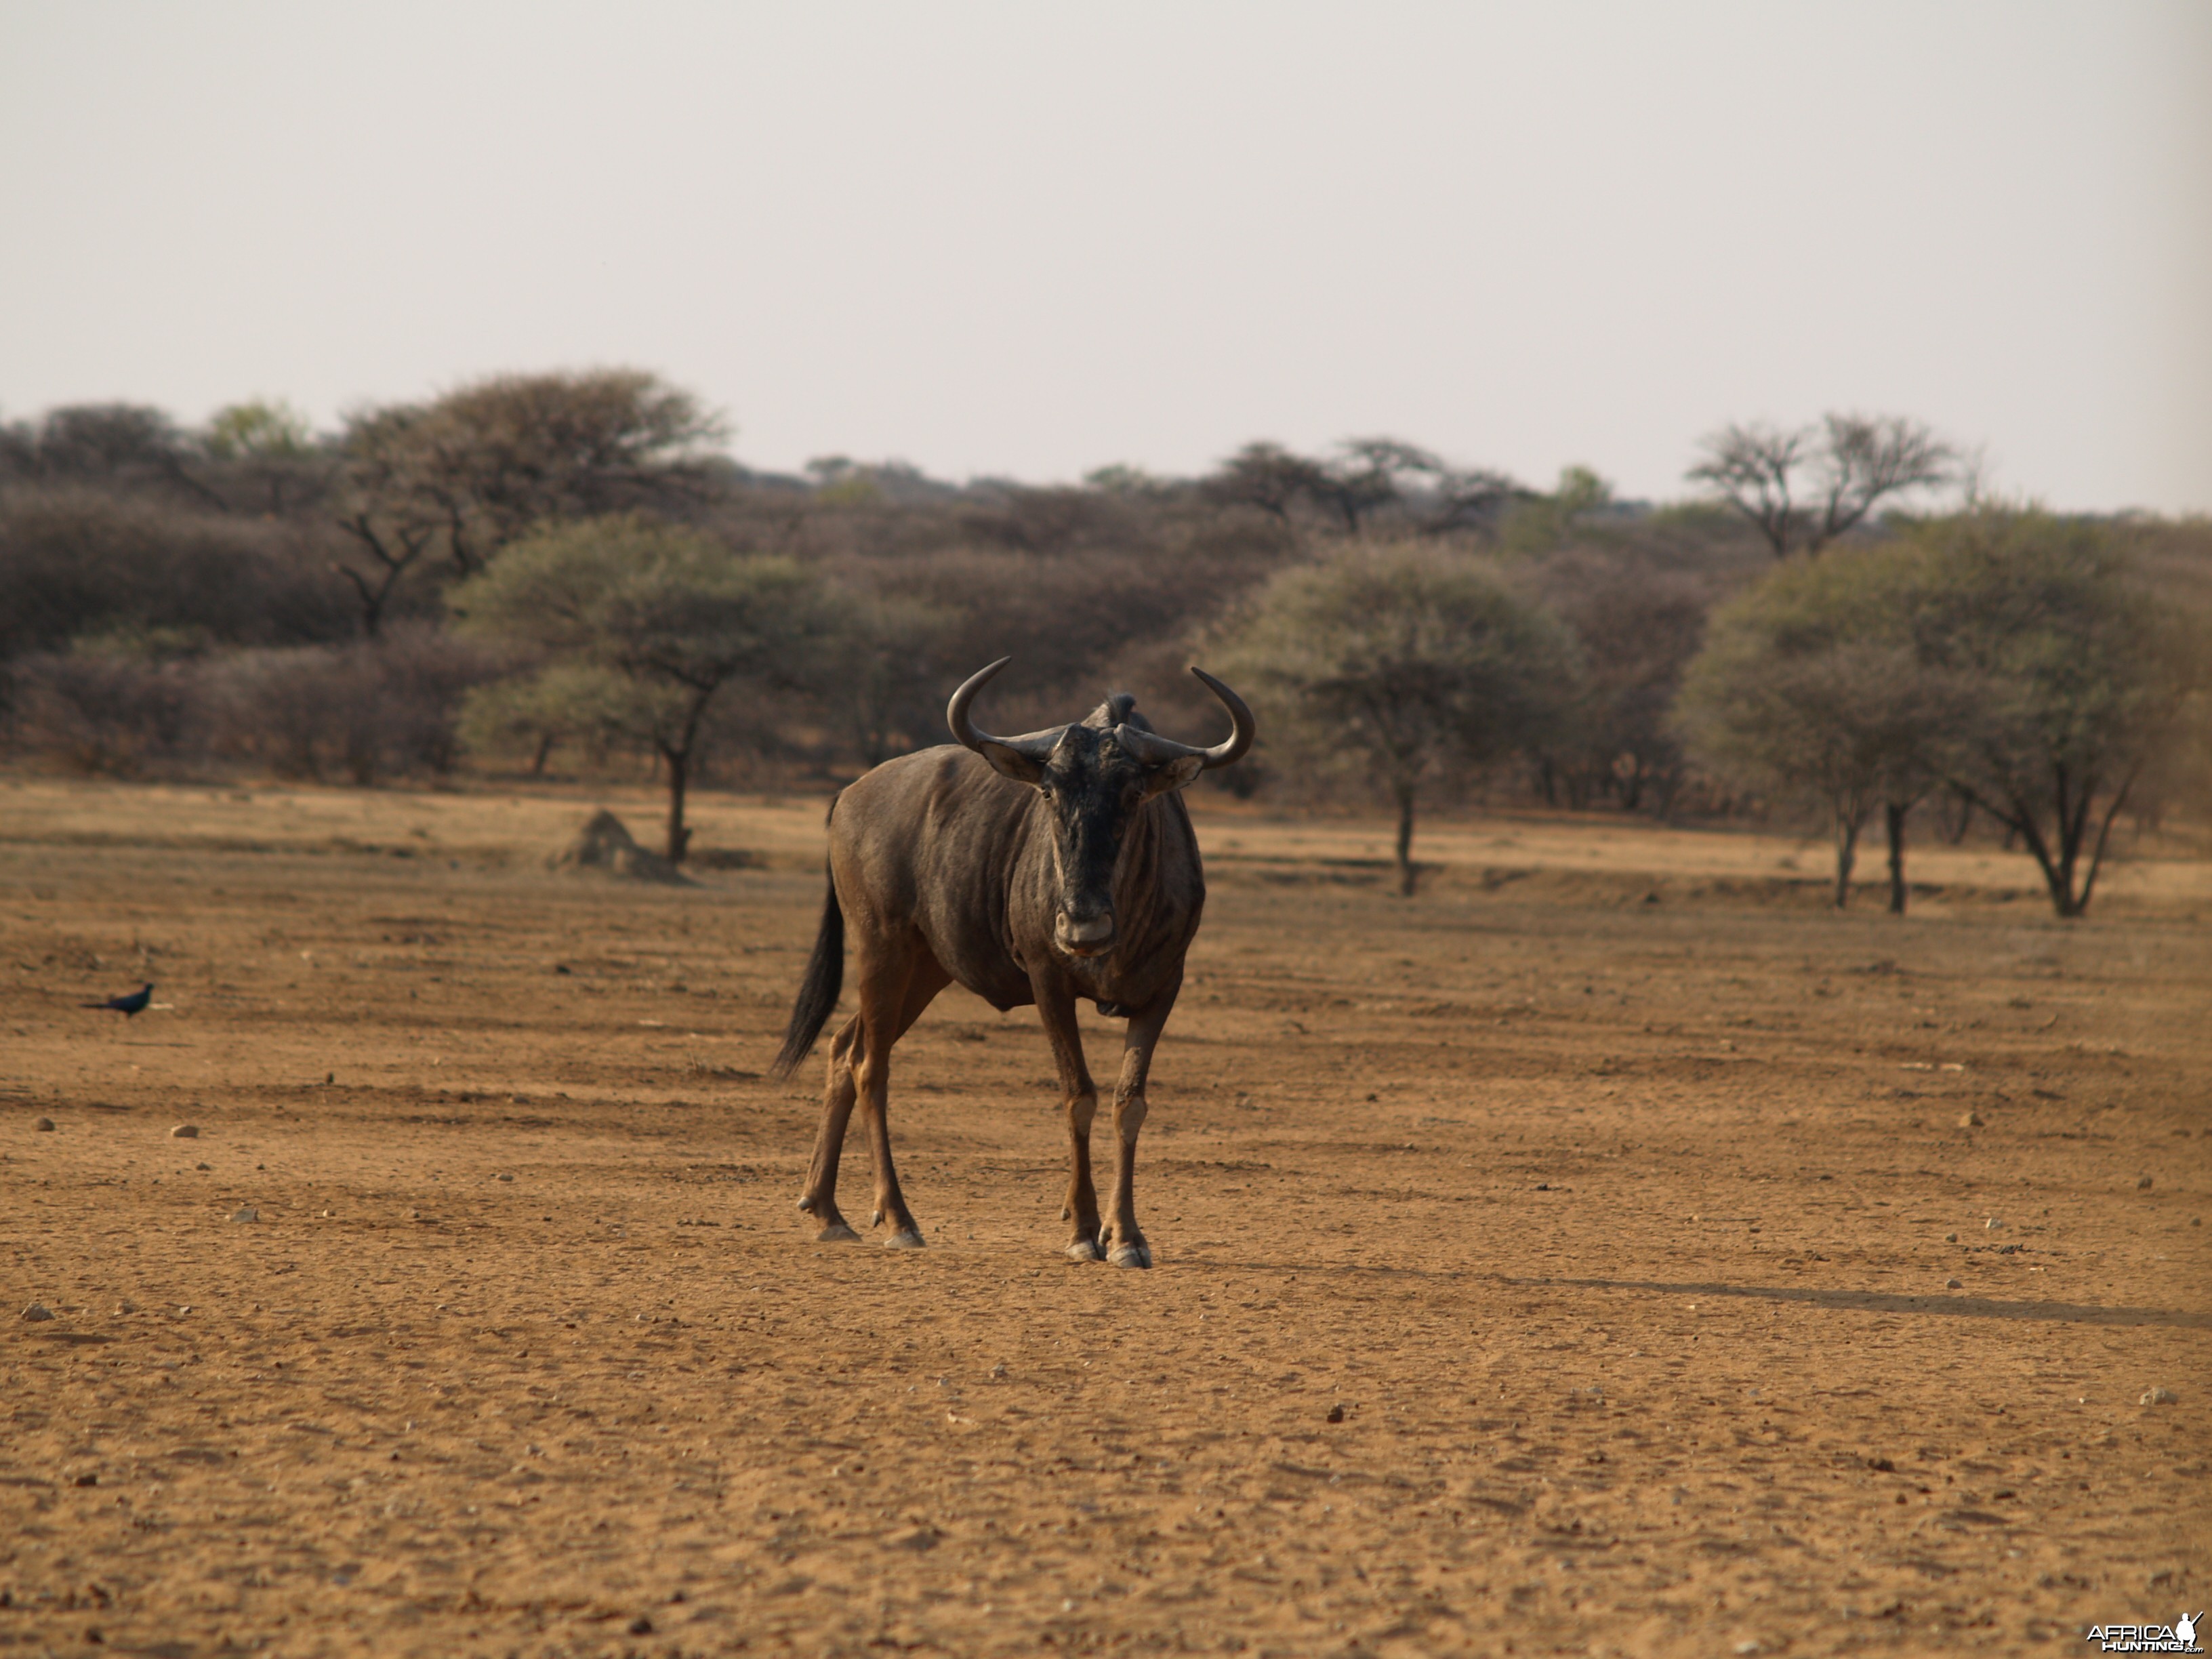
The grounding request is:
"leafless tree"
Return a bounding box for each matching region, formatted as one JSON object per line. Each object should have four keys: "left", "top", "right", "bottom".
{"left": 1689, "top": 413, "right": 1956, "bottom": 557}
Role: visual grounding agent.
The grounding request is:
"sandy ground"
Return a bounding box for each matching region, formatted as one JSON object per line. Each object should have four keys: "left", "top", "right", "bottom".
{"left": 2, "top": 777, "right": 2207, "bottom": 1658}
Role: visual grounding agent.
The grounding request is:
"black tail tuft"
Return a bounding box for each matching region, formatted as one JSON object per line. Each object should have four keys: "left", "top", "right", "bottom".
{"left": 771, "top": 876, "right": 844, "bottom": 1079}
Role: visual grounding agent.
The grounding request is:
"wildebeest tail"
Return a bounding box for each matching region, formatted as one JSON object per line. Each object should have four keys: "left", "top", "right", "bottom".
{"left": 771, "top": 876, "right": 844, "bottom": 1079}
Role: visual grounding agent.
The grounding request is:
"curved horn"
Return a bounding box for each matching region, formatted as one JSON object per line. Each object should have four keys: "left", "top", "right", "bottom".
{"left": 1187, "top": 667, "right": 1256, "bottom": 769}
{"left": 1118, "top": 666, "right": 1257, "bottom": 771}
{"left": 947, "top": 658, "right": 1065, "bottom": 758}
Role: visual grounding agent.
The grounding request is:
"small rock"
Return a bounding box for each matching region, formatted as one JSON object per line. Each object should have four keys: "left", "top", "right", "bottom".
{"left": 195, "top": 1162, "right": 211, "bottom": 1171}
{"left": 1326, "top": 1403, "right": 1346, "bottom": 1423}
{"left": 1957, "top": 1111, "right": 1982, "bottom": 1128}
{"left": 2141, "top": 1387, "right": 2177, "bottom": 1406}
{"left": 627, "top": 1616, "right": 654, "bottom": 1637}
{"left": 33, "top": 1117, "right": 54, "bottom": 1132}
{"left": 2137, "top": 1175, "right": 2153, "bottom": 1190}
{"left": 1946, "top": 1278, "right": 1963, "bottom": 1290}
{"left": 496, "top": 1173, "right": 514, "bottom": 1183}
{"left": 230, "top": 1206, "right": 259, "bottom": 1224}
{"left": 170, "top": 1124, "right": 199, "bottom": 1139}
{"left": 22, "top": 1303, "right": 54, "bottom": 1322}
{"left": 1984, "top": 1217, "right": 2005, "bottom": 1231}
{"left": 989, "top": 1363, "right": 1007, "bottom": 1378}
{"left": 1944, "top": 1232, "right": 1959, "bottom": 1243}
{"left": 115, "top": 1300, "right": 136, "bottom": 1315}
{"left": 74, "top": 1473, "right": 97, "bottom": 1488}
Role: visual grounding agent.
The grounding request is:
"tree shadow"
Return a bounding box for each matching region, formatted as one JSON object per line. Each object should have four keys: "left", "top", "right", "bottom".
{"left": 1511, "top": 1274, "right": 2212, "bottom": 1330}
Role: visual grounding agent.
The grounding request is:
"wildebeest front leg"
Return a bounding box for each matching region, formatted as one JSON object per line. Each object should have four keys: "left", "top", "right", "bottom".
{"left": 1033, "top": 982, "right": 1102, "bottom": 1261}
{"left": 1103, "top": 982, "right": 1179, "bottom": 1269}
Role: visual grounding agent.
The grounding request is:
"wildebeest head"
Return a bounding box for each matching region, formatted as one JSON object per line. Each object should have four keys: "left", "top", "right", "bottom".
{"left": 949, "top": 659, "right": 1254, "bottom": 958}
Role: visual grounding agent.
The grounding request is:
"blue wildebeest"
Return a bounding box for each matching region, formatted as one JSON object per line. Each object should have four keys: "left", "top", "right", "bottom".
{"left": 771, "top": 659, "right": 1255, "bottom": 1267}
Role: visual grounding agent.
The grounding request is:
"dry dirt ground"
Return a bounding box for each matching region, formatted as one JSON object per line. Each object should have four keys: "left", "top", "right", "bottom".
{"left": 3, "top": 777, "right": 2207, "bottom": 1659}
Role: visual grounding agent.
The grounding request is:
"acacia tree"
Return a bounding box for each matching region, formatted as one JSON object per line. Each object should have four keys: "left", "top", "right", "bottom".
{"left": 1904, "top": 508, "right": 2205, "bottom": 917}
{"left": 1201, "top": 437, "right": 1515, "bottom": 539}
{"left": 820, "top": 593, "right": 962, "bottom": 767}
{"left": 1201, "top": 441, "right": 1331, "bottom": 524}
{"left": 1676, "top": 546, "right": 1967, "bottom": 909}
{"left": 1532, "top": 546, "right": 1711, "bottom": 816}
{"left": 333, "top": 406, "right": 443, "bottom": 638}
{"left": 1223, "top": 546, "right": 1580, "bottom": 895}
{"left": 451, "top": 515, "right": 827, "bottom": 862}
{"left": 334, "top": 369, "right": 726, "bottom": 634}
{"left": 1689, "top": 414, "right": 1956, "bottom": 558}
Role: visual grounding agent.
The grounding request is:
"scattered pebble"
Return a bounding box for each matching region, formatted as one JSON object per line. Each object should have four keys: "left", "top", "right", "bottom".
{"left": 1984, "top": 1218, "right": 2005, "bottom": 1231}
{"left": 2141, "top": 1387, "right": 2177, "bottom": 1406}
{"left": 1946, "top": 1278, "right": 1963, "bottom": 1290}
{"left": 1944, "top": 1232, "right": 1959, "bottom": 1243}
{"left": 230, "top": 1206, "right": 259, "bottom": 1224}
{"left": 22, "top": 1303, "right": 53, "bottom": 1322}
{"left": 170, "top": 1124, "right": 199, "bottom": 1139}
{"left": 1326, "top": 1403, "right": 1346, "bottom": 1423}
{"left": 1958, "top": 1111, "right": 1982, "bottom": 1128}
{"left": 989, "top": 1363, "right": 1007, "bottom": 1379}
{"left": 74, "top": 1473, "right": 98, "bottom": 1488}
{"left": 496, "top": 1173, "right": 514, "bottom": 1183}
{"left": 627, "top": 1616, "right": 654, "bottom": 1636}
{"left": 195, "top": 1162, "right": 211, "bottom": 1171}
{"left": 2137, "top": 1175, "right": 2153, "bottom": 1190}
{"left": 33, "top": 1117, "right": 54, "bottom": 1132}
{"left": 115, "top": 1301, "right": 135, "bottom": 1315}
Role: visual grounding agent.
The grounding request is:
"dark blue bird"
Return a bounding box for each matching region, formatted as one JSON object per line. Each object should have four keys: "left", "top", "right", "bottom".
{"left": 85, "top": 983, "right": 154, "bottom": 1018}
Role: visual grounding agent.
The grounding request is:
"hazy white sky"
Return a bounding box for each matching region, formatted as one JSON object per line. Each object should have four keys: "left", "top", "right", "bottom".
{"left": 3, "top": 2, "right": 2207, "bottom": 510}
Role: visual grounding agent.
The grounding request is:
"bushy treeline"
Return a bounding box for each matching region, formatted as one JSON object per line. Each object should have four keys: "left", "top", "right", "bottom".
{"left": 2, "top": 371, "right": 2205, "bottom": 914}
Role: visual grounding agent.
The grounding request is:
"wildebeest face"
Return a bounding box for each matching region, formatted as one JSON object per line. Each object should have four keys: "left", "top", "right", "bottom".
{"left": 946, "top": 662, "right": 1254, "bottom": 958}
{"left": 1028, "top": 725, "right": 1202, "bottom": 957}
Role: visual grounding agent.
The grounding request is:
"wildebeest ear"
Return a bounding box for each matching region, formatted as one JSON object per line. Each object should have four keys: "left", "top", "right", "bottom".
{"left": 976, "top": 740, "right": 1046, "bottom": 785}
{"left": 1142, "top": 754, "right": 1206, "bottom": 798}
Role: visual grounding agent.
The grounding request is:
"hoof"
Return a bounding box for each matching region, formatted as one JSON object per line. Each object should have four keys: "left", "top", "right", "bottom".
{"left": 815, "top": 1222, "right": 861, "bottom": 1243}
{"left": 1108, "top": 1242, "right": 1152, "bottom": 1269}
{"left": 1065, "top": 1238, "right": 1103, "bottom": 1263}
{"left": 883, "top": 1228, "right": 926, "bottom": 1250}
{"left": 797, "top": 1195, "right": 817, "bottom": 1214}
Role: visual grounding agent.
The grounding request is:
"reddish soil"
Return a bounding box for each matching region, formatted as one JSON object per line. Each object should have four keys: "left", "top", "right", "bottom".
{"left": 3, "top": 779, "right": 2206, "bottom": 1657}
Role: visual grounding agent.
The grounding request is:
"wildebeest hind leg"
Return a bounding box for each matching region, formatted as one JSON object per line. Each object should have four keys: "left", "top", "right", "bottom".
{"left": 1033, "top": 982, "right": 1102, "bottom": 1261}
{"left": 852, "top": 954, "right": 942, "bottom": 1249}
{"left": 798, "top": 1018, "right": 865, "bottom": 1242}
